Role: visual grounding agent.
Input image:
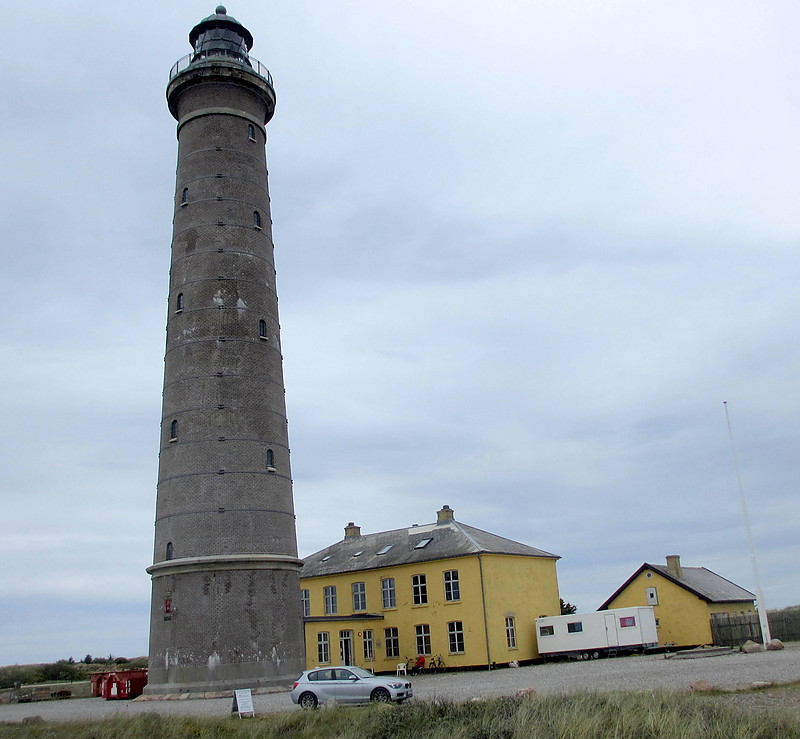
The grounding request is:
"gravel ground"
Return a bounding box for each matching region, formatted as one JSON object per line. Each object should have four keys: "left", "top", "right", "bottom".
{"left": 2, "top": 644, "right": 798, "bottom": 724}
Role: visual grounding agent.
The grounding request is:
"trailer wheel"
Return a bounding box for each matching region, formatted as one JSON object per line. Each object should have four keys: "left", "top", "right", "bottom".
{"left": 580, "top": 652, "right": 589, "bottom": 661}
{"left": 591, "top": 651, "right": 600, "bottom": 660}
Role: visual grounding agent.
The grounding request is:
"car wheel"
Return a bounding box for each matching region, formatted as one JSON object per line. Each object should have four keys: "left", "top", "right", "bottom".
{"left": 299, "top": 692, "right": 318, "bottom": 709}
{"left": 370, "top": 688, "right": 391, "bottom": 703}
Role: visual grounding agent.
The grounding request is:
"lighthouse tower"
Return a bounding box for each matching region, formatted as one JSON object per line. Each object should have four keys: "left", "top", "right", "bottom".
{"left": 146, "top": 7, "right": 305, "bottom": 693}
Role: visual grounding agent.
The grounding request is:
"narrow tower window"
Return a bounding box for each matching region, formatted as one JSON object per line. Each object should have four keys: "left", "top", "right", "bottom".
{"left": 253, "top": 210, "right": 262, "bottom": 229}
{"left": 247, "top": 123, "right": 256, "bottom": 141}
{"left": 181, "top": 187, "right": 189, "bottom": 205}
{"left": 169, "top": 419, "right": 179, "bottom": 441}
{"left": 166, "top": 542, "right": 174, "bottom": 561}
{"left": 176, "top": 293, "right": 184, "bottom": 312}
{"left": 258, "top": 319, "right": 267, "bottom": 339}
{"left": 266, "top": 448, "right": 275, "bottom": 470}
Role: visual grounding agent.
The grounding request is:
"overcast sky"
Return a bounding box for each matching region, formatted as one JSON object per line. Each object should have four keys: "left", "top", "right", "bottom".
{"left": 2, "top": 1, "right": 798, "bottom": 665}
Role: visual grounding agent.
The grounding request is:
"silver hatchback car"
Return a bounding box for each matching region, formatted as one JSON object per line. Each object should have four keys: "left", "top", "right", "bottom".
{"left": 290, "top": 666, "right": 413, "bottom": 708}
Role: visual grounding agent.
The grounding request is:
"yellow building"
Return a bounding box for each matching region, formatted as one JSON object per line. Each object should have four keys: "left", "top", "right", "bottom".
{"left": 300, "top": 505, "right": 561, "bottom": 672}
{"left": 599, "top": 555, "right": 756, "bottom": 648}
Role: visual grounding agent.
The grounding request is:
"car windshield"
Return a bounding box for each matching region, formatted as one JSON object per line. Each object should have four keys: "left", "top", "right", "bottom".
{"left": 347, "top": 666, "right": 376, "bottom": 679}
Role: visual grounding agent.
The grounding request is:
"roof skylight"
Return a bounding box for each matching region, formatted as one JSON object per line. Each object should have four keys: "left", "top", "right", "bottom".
{"left": 413, "top": 538, "right": 433, "bottom": 549}
{"left": 376, "top": 544, "right": 393, "bottom": 555}
{"left": 321, "top": 555, "right": 331, "bottom": 562}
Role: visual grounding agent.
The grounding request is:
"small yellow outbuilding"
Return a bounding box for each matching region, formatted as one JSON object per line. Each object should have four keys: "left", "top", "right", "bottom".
{"left": 300, "top": 505, "right": 561, "bottom": 672}
{"left": 599, "top": 555, "right": 756, "bottom": 648}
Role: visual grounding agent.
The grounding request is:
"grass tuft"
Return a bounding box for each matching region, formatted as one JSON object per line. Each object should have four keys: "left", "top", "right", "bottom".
{"left": 2, "top": 690, "right": 799, "bottom": 738}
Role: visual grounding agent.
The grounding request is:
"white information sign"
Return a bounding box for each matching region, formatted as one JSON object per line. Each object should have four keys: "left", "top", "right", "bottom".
{"left": 232, "top": 688, "right": 255, "bottom": 717}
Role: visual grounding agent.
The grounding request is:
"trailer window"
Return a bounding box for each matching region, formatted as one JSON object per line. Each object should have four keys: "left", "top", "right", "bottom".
{"left": 539, "top": 625, "right": 554, "bottom": 637}
{"left": 567, "top": 621, "right": 583, "bottom": 633}
{"left": 619, "top": 616, "right": 636, "bottom": 627}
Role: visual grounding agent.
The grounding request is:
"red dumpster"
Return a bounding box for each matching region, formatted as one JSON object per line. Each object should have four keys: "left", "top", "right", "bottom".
{"left": 95, "top": 669, "right": 148, "bottom": 700}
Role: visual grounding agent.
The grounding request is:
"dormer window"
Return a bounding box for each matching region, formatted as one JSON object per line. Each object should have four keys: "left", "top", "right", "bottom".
{"left": 376, "top": 545, "right": 393, "bottom": 556}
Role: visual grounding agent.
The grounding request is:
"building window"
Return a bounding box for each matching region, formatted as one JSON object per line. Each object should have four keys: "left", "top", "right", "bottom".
{"left": 567, "top": 621, "right": 583, "bottom": 633}
{"left": 645, "top": 587, "right": 658, "bottom": 605}
{"left": 384, "top": 627, "right": 399, "bottom": 658}
{"left": 181, "top": 187, "right": 188, "bottom": 205}
{"left": 176, "top": 293, "right": 184, "bottom": 312}
{"left": 414, "top": 538, "right": 432, "bottom": 549}
{"left": 266, "top": 448, "right": 275, "bottom": 469}
{"left": 253, "top": 210, "right": 262, "bottom": 229}
{"left": 352, "top": 582, "right": 366, "bottom": 612}
{"left": 505, "top": 617, "right": 517, "bottom": 648}
{"left": 317, "top": 632, "right": 330, "bottom": 663}
{"left": 165, "top": 542, "right": 174, "bottom": 561}
{"left": 447, "top": 621, "right": 465, "bottom": 654}
{"left": 169, "top": 419, "right": 179, "bottom": 441}
{"left": 376, "top": 544, "right": 393, "bottom": 555}
{"left": 415, "top": 624, "right": 431, "bottom": 655}
{"left": 619, "top": 616, "right": 636, "bottom": 628}
{"left": 247, "top": 123, "right": 256, "bottom": 140}
{"left": 324, "top": 585, "right": 337, "bottom": 615}
{"left": 381, "top": 578, "right": 396, "bottom": 608}
{"left": 258, "top": 319, "right": 267, "bottom": 339}
{"left": 412, "top": 574, "right": 428, "bottom": 605}
{"left": 443, "top": 570, "right": 460, "bottom": 601}
{"left": 363, "top": 629, "right": 374, "bottom": 661}
{"left": 301, "top": 589, "right": 310, "bottom": 618}
{"left": 539, "top": 625, "right": 554, "bottom": 637}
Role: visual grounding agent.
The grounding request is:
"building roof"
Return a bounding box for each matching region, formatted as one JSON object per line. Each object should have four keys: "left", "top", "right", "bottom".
{"left": 598, "top": 560, "right": 756, "bottom": 610}
{"left": 300, "top": 510, "right": 559, "bottom": 579}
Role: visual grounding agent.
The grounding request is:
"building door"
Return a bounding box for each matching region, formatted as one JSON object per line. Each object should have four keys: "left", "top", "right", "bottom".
{"left": 339, "top": 630, "right": 354, "bottom": 665}
{"left": 604, "top": 614, "right": 619, "bottom": 647}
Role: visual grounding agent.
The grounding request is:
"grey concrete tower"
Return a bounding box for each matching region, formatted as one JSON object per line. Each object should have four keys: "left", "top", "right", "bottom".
{"left": 146, "top": 7, "right": 305, "bottom": 693}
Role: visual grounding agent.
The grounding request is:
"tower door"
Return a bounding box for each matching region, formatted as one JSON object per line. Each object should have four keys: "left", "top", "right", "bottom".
{"left": 339, "top": 630, "right": 354, "bottom": 665}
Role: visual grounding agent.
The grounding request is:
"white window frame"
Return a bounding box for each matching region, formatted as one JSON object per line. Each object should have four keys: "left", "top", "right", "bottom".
{"left": 381, "top": 578, "right": 396, "bottom": 608}
{"left": 384, "top": 627, "right": 400, "bottom": 658}
{"left": 317, "top": 632, "right": 330, "bottom": 663}
{"left": 352, "top": 582, "right": 366, "bottom": 612}
{"left": 363, "top": 629, "right": 374, "bottom": 661}
{"left": 301, "top": 589, "right": 310, "bottom": 618}
{"left": 443, "top": 569, "right": 460, "bottom": 601}
{"left": 412, "top": 574, "right": 428, "bottom": 605}
{"left": 505, "top": 616, "right": 517, "bottom": 649}
{"left": 324, "top": 585, "right": 337, "bottom": 615}
{"left": 415, "top": 624, "right": 432, "bottom": 655}
{"left": 447, "top": 621, "right": 465, "bottom": 654}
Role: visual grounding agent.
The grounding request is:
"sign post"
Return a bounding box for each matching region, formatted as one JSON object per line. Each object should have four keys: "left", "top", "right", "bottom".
{"left": 231, "top": 688, "right": 255, "bottom": 718}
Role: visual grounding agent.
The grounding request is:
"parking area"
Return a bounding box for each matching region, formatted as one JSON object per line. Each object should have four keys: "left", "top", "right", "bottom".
{"left": 2, "top": 645, "right": 798, "bottom": 724}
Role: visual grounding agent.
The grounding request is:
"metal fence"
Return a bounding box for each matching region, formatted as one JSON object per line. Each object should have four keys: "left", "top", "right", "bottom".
{"left": 710, "top": 610, "right": 800, "bottom": 646}
{"left": 169, "top": 53, "right": 273, "bottom": 87}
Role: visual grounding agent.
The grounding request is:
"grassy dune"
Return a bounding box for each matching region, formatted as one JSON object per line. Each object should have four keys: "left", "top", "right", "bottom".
{"left": 2, "top": 691, "right": 799, "bottom": 738}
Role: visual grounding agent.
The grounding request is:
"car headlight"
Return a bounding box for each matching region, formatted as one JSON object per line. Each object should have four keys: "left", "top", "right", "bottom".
{"left": 386, "top": 682, "right": 403, "bottom": 689}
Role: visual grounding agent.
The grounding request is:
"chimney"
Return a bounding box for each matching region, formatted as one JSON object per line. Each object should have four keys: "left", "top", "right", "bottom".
{"left": 344, "top": 522, "right": 361, "bottom": 539}
{"left": 436, "top": 505, "right": 454, "bottom": 524}
{"left": 666, "top": 555, "right": 682, "bottom": 579}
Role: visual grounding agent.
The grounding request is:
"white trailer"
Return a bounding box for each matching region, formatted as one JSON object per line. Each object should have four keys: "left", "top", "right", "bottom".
{"left": 536, "top": 607, "right": 658, "bottom": 661}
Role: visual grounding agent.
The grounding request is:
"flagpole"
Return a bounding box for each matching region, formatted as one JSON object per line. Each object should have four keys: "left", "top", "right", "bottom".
{"left": 723, "top": 401, "right": 771, "bottom": 645}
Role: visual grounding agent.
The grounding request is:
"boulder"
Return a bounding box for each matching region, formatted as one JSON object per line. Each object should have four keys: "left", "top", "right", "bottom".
{"left": 740, "top": 640, "right": 762, "bottom": 654}
{"left": 688, "top": 680, "right": 714, "bottom": 692}
{"left": 515, "top": 688, "right": 537, "bottom": 698}
{"left": 766, "top": 639, "right": 784, "bottom": 651}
